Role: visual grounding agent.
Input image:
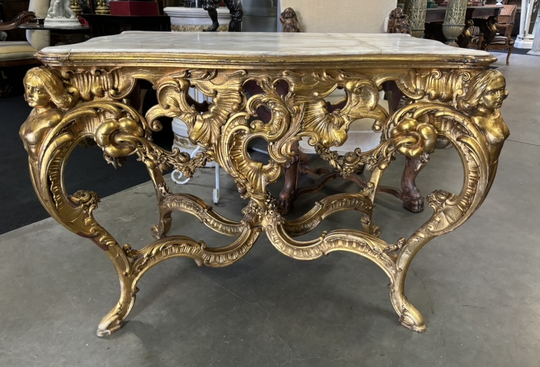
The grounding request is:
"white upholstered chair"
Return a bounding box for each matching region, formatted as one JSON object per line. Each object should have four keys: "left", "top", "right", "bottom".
{"left": 0, "top": 0, "right": 50, "bottom": 63}
{"left": 0, "top": 0, "right": 50, "bottom": 96}
{"left": 275, "top": 0, "right": 407, "bottom": 213}
{"left": 277, "top": 0, "right": 396, "bottom": 156}
{"left": 277, "top": 0, "right": 395, "bottom": 34}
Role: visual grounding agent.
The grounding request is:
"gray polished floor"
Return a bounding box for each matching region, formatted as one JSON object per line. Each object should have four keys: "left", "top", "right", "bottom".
{"left": 1, "top": 52, "right": 539, "bottom": 367}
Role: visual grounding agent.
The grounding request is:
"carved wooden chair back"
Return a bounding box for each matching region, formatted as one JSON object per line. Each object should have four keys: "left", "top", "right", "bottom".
{"left": 487, "top": 4, "right": 517, "bottom": 65}
{"left": 497, "top": 4, "right": 517, "bottom": 26}
{"left": 469, "top": 4, "right": 517, "bottom": 64}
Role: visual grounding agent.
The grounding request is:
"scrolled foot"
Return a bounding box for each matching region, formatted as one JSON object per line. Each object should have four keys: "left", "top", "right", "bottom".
{"left": 96, "top": 311, "right": 125, "bottom": 338}
{"left": 390, "top": 279, "right": 426, "bottom": 332}
{"left": 96, "top": 293, "right": 136, "bottom": 337}
{"left": 277, "top": 196, "right": 293, "bottom": 215}
{"left": 398, "top": 306, "right": 426, "bottom": 332}
{"left": 228, "top": 20, "right": 242, "bottom": 32}
{"left": 96, "top": 322, "right": 123, "bottom": 338}
{"left": 400, "top": 156, "right": 427, "bottom": 213}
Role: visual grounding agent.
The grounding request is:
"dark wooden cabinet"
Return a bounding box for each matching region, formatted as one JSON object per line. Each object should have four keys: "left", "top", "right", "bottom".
{"left": 81, "top": 14, "right": 171, "bottom": 37}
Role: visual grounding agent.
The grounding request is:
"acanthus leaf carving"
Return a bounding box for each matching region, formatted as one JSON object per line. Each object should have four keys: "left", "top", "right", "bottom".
{"left": 21, "top": 61, "right": 509, "bottom": 337}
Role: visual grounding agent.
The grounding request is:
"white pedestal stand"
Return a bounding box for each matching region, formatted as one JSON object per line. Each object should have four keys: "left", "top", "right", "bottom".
{"left": 43, "top": 17, "right": 82, "bottom": 28}
{"left": 528, "top": 14, "right": 540, "bottom": 55}
{"left": 515, "top": 0, "right": 536, "bottom": 49}
{"left": 171, "top": 90, "right": 220, "bottom": 204}
{"left": 164, "top": 7, "right": 233, "bottom": 203}
{"left": 164, "top": 7, "right": 232, "bottom": 32}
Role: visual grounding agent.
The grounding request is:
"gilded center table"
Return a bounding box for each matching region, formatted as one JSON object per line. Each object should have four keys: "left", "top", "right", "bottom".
{"left": 20, "top": 31, "right": 509, "bottom": 337}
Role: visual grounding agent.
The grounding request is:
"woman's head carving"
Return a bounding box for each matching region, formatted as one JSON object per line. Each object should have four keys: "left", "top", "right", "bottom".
{"left": 24, "top": 68, "right": 76, "bottom": 110}
{"left": 457, "top": 69, "right": 508, "bottom": 113}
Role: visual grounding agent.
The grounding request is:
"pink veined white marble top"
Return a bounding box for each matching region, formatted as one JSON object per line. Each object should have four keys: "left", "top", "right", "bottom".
{"left": 40, "top": 31, "right": 492, "bottom": 59}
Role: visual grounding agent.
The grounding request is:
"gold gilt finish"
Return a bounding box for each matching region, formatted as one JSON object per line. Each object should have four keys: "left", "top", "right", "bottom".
{"left": 21, "top": 50, "right": 508, "bottom": 336}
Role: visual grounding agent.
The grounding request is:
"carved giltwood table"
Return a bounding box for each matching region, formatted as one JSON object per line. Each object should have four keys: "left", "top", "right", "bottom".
{"left": 20, "top": 31, "right": 509, "bottom": 337}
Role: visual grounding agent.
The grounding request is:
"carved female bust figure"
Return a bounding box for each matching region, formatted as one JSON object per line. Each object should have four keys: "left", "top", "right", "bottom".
{"left": 457, "top": 69, "right": 509, "bottom": 158}
{"left": 20, "top": 68, "right": 76, "bottom": 158}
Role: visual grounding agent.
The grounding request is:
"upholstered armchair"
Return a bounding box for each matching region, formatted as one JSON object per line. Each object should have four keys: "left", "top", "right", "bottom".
{"left": 275, "top": 0, "right": 424, "bottom": 214}
{"left": 469, "top": 4, "right": 517, "bottom": 65}
{"left": 277, "top": 0, "right": 396, "bottom": 165}
{"left": 0, "top": 0, "right": 50, "bottom": 96}
{"left": 486, "top": 4, "right": 517, "bottom": 65}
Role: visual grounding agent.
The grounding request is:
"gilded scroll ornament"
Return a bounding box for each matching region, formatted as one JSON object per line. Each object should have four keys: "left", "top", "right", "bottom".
{"left": 21, "top": 59, "right": 508, "bottom": 337}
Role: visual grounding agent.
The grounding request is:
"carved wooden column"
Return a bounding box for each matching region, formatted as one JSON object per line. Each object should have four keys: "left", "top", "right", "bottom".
{"left": 442, "top": 0, "right": 468, "bottom": 45}
{"left": 406, "top": 0, "right": 428, "bottom": 38}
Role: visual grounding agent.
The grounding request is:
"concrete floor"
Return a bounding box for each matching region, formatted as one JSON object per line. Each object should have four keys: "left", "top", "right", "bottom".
{"left": 1, "top": 52, "right": 539, "bottom": 366}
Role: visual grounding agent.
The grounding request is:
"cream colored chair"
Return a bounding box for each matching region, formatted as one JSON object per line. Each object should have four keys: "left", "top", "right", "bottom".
{"left": 275, "top": 1, "right": 417, "bottom": 213}
{"left": 277, "top": 0, "right": 395, "bottom": 152}
{"left": 0, "top": 0, "right": 50, "bottom": 97}
{"left": 278, "top": 0, "right": 395, "bottom": 34}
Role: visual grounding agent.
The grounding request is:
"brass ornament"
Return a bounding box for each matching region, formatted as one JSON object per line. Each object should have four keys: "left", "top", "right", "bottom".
{"left": 21, "top": 56, "right": 508, "bottom": 336}
{"left": 94, "top": 0, "right": 110, "bottom": 15}
{"left": 70, "top": 0, "right": 82, "bottom": 16}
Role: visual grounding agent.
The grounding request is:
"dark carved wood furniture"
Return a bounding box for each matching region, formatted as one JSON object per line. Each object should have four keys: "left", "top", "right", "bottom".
{"left": 471, "top": 4, "right": 517, "bottom": 64}
{"left": 18, "top": 22, "right": 91, "bottom": 45}
{"left": 1, "top": 0, "right": 31, "bottom": 41}
{"left": 277, "top": 5, "right": 424, "bottom": 215}
{"left": 425, "top": 5, "right": 503, "bottom": 23}
{"left": 424, "top": 5, "right": 503, "bottom": 47}
{"left": 81, "top": 14, "right": 171, "bottom": 37}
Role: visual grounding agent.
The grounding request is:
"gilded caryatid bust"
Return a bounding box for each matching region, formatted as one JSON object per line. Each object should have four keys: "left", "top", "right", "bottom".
{"left": 457, "top": 69, "right": 509, "bottom": 160}
{"left": 20, "top": 68, "right": 77, "bottom": 159}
